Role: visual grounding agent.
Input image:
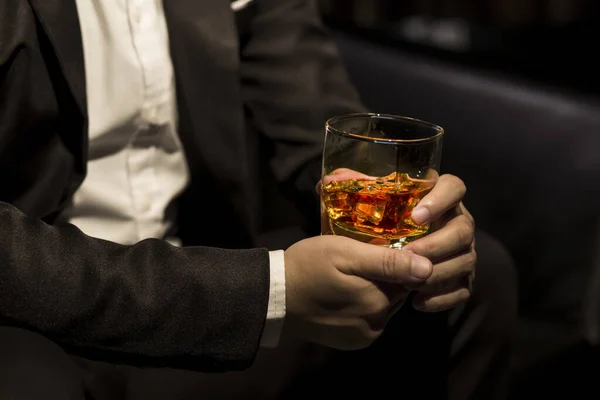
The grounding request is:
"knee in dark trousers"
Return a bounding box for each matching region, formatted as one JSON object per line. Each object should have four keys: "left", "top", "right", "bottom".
{"left": 0, "top": 327, "right": 85, "bottom": 400}
{"left": 448, "top": 230, "right": 519, "bottom": 400}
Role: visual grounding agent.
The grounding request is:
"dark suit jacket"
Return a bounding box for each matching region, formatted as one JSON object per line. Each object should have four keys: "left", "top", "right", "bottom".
{"left": 0, "top": 0, "right": 363, "bottom": 371}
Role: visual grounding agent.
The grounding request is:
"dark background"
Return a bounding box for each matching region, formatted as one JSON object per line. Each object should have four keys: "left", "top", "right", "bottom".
{"left": 317, "top": 1, "right": 600, "bottom": 398}
{"left": 319, "top": 0, "right": 599, "bottom": 94}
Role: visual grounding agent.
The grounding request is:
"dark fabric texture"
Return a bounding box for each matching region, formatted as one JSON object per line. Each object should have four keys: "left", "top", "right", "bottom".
{"left": 447, "top": 231, "right": 518, "bottom": 400}
{"left": 0, "top": 230, "right": 518, "bottom": 400}
{"left": 0, "top": 202, "right": 270, "bottom": 371}
{"left": 0, "top": 327, "right": 86, "bottom": 400}
{"left": 238, "top": 0, "right": 367, "bottom": 235}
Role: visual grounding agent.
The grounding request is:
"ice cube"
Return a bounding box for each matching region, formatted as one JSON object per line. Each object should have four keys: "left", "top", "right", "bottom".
{"left": 325, "top": 192, "right": 354, "bottom": 220}
{"left": 355, "top": 197, "right": 387, "bottom": 225}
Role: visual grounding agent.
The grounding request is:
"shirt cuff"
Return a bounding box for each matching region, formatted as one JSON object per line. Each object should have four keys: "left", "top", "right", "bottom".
{"left": 260, "top": 250, "right": 286, "bottom": 348}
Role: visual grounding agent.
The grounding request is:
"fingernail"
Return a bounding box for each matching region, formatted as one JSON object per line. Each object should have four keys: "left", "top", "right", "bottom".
{"left": 410, "top": 256, "right": 432, "bottom": 280}
{"left": 412, "top": 207, "right": 431, "bottom": 225}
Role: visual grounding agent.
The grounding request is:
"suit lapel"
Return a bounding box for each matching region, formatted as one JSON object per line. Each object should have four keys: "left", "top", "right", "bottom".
{"left": 27, "top": 0, "right": 88, "bottom": 192}
{"left": 28, "top": 0, "right": 87, "bottom": 117}
{"left": 164, "top": 0, "right": 255, "bottom": 231}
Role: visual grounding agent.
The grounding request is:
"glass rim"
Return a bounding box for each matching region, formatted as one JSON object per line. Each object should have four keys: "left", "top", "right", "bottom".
{"left": 325, "top": 113, "right": 444, "bottom": 144}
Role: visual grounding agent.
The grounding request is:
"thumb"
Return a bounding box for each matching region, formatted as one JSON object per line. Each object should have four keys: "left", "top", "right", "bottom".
{"left": 338, "top": 241, "right": 433, "bottom": 284}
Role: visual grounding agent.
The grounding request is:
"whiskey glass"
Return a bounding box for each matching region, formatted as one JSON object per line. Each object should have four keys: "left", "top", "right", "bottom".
{"left": 321, "top": 113, "right": 444, "bottom": 249}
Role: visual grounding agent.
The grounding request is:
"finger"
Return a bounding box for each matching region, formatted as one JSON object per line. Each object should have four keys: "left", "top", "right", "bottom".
{"left": 374, "top": 282, "right": 410, "bottom": 315}
{"left": 412, "top": 279, "right": 471, "bottom": 312}
{"left": 460, "top": 202, "right": 475, "bottom": 226}
{"left": 428, "top": 203, "right": 460, "bottom": 232}
{"left": 336, "top": 238, "right": 433, "bottom": 285}
{"left": 374, "top": 281, "right": 410, "bottom": 302}
{"left": 357, "top": 282, "right": 408, "bottom": 325}
{"left": 404, "top": 213, "right": 475, "bottom": 262}
{"left": 416, "top": 248, "right": 477, "bottom": 287}
{"left": 387, "top": 294, "right": 409, "bottom": 317}
{"left": 411, "top": 174, "right": 466, "bottom": 225}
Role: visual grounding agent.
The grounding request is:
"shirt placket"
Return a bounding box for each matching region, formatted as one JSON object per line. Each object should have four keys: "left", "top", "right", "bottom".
{"left": 127, "top": 0, "right": 172, "bottom": 240}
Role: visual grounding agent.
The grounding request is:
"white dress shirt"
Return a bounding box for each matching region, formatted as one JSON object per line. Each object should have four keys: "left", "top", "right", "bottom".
{"left": 62, "top": 0, "right": 285, "bottom": 347}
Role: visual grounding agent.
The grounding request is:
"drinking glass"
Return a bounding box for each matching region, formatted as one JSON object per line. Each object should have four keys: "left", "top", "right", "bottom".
{"left": 321, "top": 113, "right": 444, "bottom": 249}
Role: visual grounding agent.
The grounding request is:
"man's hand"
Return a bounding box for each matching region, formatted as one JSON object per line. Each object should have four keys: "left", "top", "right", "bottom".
{"left": 284, "top": 235, "right": 432, "bottom": 351}
{"left": 403, "top": 174, "right": 476, "bottom": 312}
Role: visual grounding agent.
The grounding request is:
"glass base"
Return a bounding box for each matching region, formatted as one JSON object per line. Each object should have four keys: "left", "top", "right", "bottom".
{"left": 322, "top": 220, "right": 428, "bottom": 249}
{"left": 389, "top": 238, "right": 409, "bottom": 249}
{"left": 385, "top": 234, "right": 426, "bottom": 249}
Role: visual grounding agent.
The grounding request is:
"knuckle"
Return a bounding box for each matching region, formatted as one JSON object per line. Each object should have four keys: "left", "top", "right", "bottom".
{"left": 458, "top": 287, "right": 471, "bottom": 304}
{"left": 467, "top": 250, "right": 478, "bottom": 273}
{"left": 382, "top": 250, "right": 402, "bottom": 280}
{"left": 456, "top": 219, "right": 475, "bottom": 247}
{"left": 364, "top": 328, "right": 383, "bottom": 345}
{"left": 350, "top": 324, "right": 381, "bottom": 350}
{"left": 363, "top": 294, "right": 390, "bottom": 315}
{"left": 460, "top": 250, "right": 477, "bottom": 275}
{"left": 467, "top": 215, "right": 476, "bottom": 232}
{"left": 459, "top": 213, "right": 476, "bottom": 232}
{"left": 420, "top": 298, "right": 443, "bottom": 312}
{"left": 444, "top": 174, "right": 467, "bottom": 194}
{"left": 461, "top": 203, "right": 476, "bottom": 225}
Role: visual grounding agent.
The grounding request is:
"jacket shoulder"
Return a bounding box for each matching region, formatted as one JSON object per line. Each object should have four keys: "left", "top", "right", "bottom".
{"left": 0, "top": 1, "right": 36, "bottom": 63}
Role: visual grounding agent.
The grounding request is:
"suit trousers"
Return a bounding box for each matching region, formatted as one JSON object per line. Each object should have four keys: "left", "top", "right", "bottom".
{"left": 0, "top": 231, "right": 517, "bottom": 400}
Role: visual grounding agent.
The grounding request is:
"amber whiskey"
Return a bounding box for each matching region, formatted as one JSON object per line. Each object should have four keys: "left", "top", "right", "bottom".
{"left": 322, "top": 173, "right": 434, "bottom": 241}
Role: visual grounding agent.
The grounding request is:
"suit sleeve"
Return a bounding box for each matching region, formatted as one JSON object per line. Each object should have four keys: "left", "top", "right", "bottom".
{"left": 0, "top": 1, "right": 270, "bottom": 373}
{"left": 239, "top": 0, "right": 367, "bottom": 228}
{"left": 0, "top": 202, "right": 270, "bottom": 372}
